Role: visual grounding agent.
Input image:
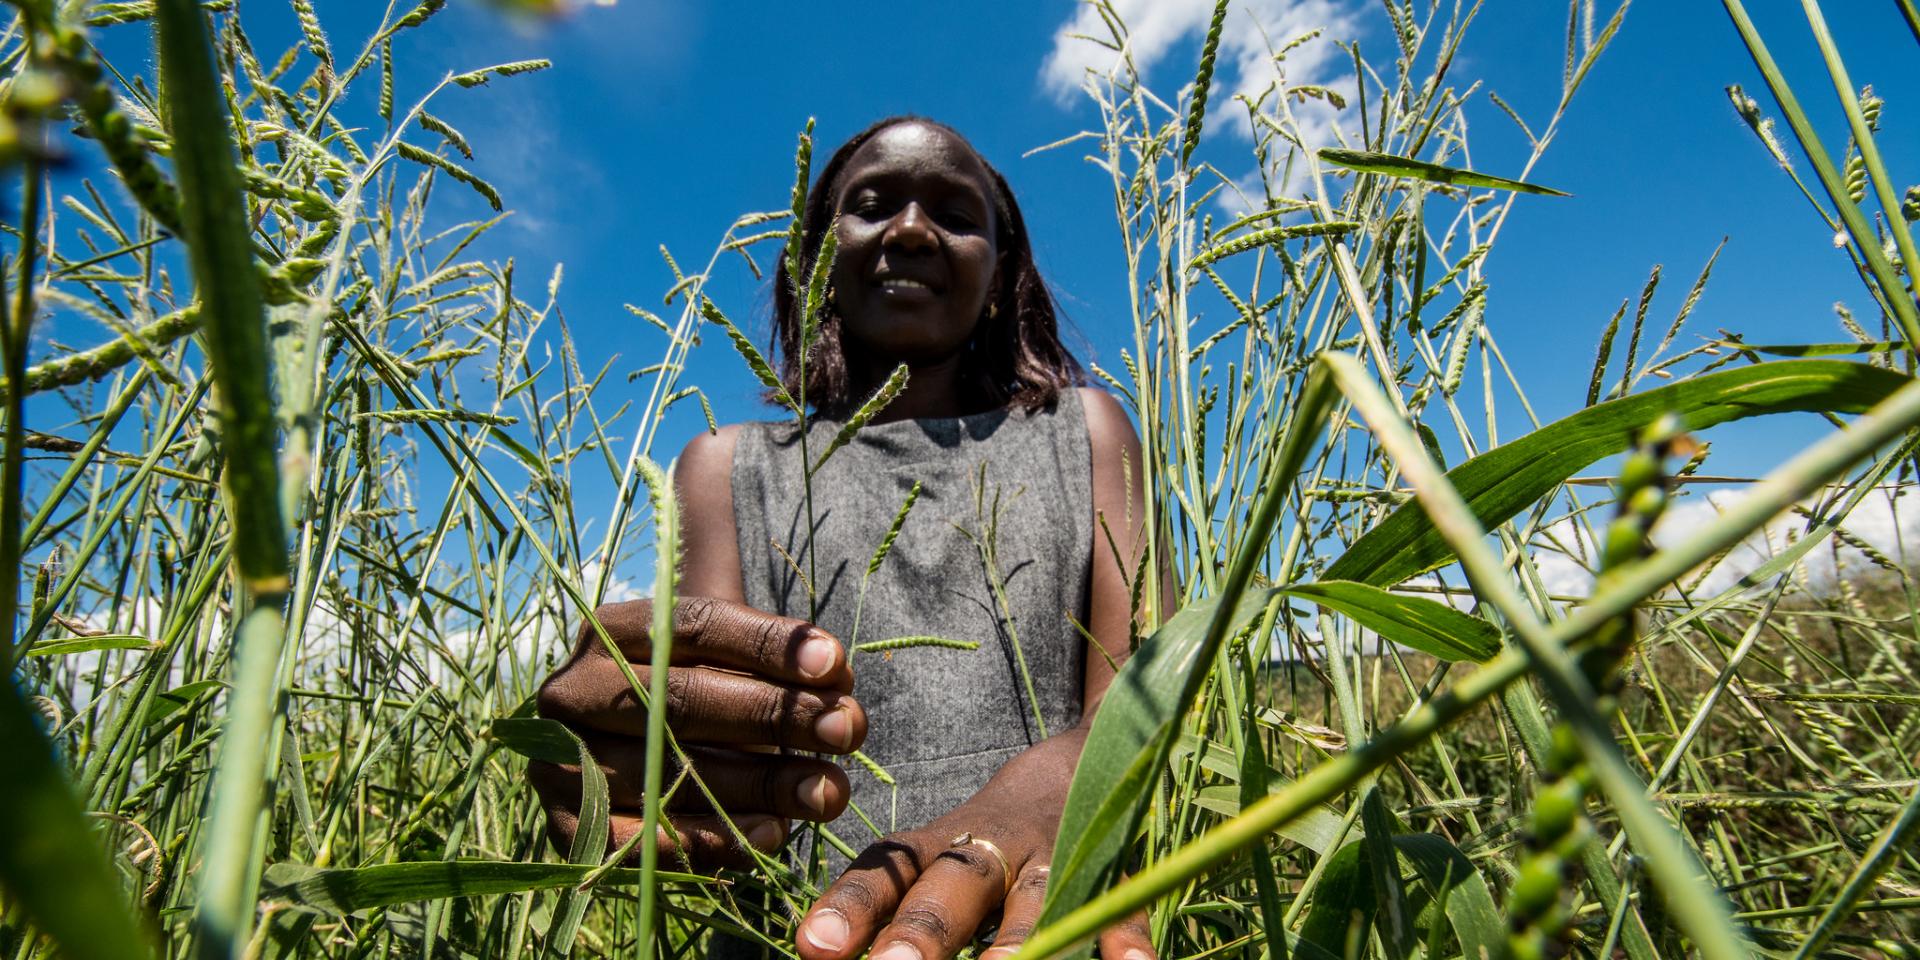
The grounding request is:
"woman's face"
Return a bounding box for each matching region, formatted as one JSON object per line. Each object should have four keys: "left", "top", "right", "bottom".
{"left": 827, "top": 122, "right": 1002, "bottom": 370}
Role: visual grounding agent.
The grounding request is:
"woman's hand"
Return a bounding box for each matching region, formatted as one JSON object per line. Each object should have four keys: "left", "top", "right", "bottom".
{"left": 793, "top": 731, "right": 1154, "bottom": 960}
{"left": 530, "top": 596, "right": 868, "bottom": 868}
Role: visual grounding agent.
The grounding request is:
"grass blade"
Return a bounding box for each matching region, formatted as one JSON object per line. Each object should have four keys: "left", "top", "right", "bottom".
{"left": 155, "top": 2, "right": 292, "bottom": 956}
{"left": 1318, "top": 148, "right": 1570, "bottom": 196}
{"left": 0, "top": 678, "right": 156, "bottom": 959}
{"left": 260, "top": 861, "right": 716, "bottom": 915}
{"left": 634, "top": 456, "right": 678, "bottom": 959}
{"left": 1280, "top": 582, "right": 1500, "bottom": 662}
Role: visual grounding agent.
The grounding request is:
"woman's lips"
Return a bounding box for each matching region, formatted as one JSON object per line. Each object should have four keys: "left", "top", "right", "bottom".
{"left": 872, "top": 276, "right": 940, "bottom": 301}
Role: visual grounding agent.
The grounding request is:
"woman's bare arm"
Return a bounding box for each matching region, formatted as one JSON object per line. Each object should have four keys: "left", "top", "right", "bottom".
{"left": 674, "top": 425, "right": 748, "bottom": 603}
{"left": 1078, "top": 385, "right": 1157, "bottom": 718}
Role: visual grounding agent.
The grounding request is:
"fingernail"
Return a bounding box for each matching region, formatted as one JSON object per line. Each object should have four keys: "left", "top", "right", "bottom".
{"left": 870, "top": 944, "right": 922, "bottom": 960}
{"left": 796, "top": 772, "right": 833, "bottom": 815}
{"left": 800, "top": 909, "right": 849, "bottom": 952}
{"left": 815, "top": 704, "right": 855, "bottom": 752}
{"left": 1123, "top": 950, "right": 1152, "bottom": 960}
{"left": 981, "top": 950, "right": 1017, "bottom": 960}
{"left": 747, "top": 819, "right": 784, "bottom": 850}
{"left": 798, "top": 632, "right": 839, "bottom": 679}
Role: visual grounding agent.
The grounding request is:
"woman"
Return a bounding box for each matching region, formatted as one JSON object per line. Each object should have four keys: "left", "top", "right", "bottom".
{"left": 532, "top": 116, "right": 1157, "bottom": 960}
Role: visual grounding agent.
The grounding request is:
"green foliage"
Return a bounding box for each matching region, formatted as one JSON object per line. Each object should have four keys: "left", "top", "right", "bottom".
{"left": 1326, "top": 359, "right": 1910, "bottom": 588}
{"left": 7, "top": 1, "right": 1920, "bottom": 959}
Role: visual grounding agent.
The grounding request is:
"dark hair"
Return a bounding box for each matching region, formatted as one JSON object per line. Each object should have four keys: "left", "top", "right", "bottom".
{"left": 769, "top": 115, "right": 1083, "bottom": 418}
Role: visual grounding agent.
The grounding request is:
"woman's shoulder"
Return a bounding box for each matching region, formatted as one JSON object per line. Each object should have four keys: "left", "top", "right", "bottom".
{"left": 676, "top": 418, "right": 807, "bottom": 488}
{"left": 1072, "top": 386, "right": 1138, "bottom": 450}
{"left": 675, "top": 423, "right": 745, "bottom": 488}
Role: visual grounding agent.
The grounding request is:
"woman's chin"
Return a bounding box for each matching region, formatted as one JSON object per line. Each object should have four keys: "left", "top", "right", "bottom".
{"left": 844, "top": 319, "right": 978, "bottom": 365}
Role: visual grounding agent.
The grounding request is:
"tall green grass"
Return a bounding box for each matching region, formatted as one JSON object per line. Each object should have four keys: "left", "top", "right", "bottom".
{"left": 5, "top": 1, "right": 1920, "bottom": 958}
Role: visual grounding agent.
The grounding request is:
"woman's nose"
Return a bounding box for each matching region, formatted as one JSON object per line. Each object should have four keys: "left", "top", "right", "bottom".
{"left": 881, "top": 202, "right": 938, "bottom": 254}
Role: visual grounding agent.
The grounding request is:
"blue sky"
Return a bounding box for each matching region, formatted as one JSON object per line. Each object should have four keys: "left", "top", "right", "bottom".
{"left": 75, "top": 1, "right": 1920, "bottom": 502}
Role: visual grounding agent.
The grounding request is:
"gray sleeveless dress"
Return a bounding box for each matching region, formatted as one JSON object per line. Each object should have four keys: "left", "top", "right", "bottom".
{"left": 730, "top": 388, "right": 1093, "bottom": 859}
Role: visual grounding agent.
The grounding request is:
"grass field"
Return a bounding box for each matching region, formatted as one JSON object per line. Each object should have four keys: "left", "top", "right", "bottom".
{"left": 6, "top": 1, "right": 1920, "bottom": 958}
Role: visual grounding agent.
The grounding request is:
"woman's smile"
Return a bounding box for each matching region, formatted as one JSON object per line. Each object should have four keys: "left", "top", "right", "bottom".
{"left": 873, "top": 275, "right": 938, "bottom": 298}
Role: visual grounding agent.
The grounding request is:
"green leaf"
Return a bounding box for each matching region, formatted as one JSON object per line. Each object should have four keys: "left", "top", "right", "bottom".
{"left": 0, "top": 679, "right": 156, "bottom": 959}
{"left": 1184, "top": 731, "right": 1349, "bottom": 852}
{"left": 1039, "top": 589, "right": 1282, "bottom": 933}
{"left": 1732, "top": 340, "right": 1905, "bottom": 357}
{"left": 1297, "top": 831, "right": 1500, "bottom": 960}
{"left": 25, "top": 635, "right": 153, "bottom": 657}
{"left": 488, "top": 717, "right": 581, "bottom": 765}
{"left": 486, "top": 426, "right": 545, "bottom": 475}
{"left": 1297, "top": 839, "right": 1373, "bottom": 960}
{"left": 1280, "top": 581, "right": 1500, "bottom": 662}
{"left": 1394, "top": 834, "right": 1502, "bottom": 960}
{"left": 1318, "top": 147, "right": 1570, "bottom": 196}
{"left": 1326, "top": 359, "right": 1913, "bottom": 587}
{"left": 502, "top": 718, "right": 608, "bottom": 953}
{"left": 144, "top": 678, "right": 224, "bottom": 725}
{"left": 260, "top": 860, "right": 715, "bottom": 916}
{"left": 1189, "top": 786, "right": 1347, "bottom": 853}
{"left": 1415, "top": 422, "right": 1447, "bottom": 471}
{"left": 1361, "top": 789, "right": 1413, "bottom": 960}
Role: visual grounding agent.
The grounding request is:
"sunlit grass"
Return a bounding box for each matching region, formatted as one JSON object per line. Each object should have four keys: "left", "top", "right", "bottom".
{"left": 4, "top": 1, "right": 1920, "bottom": 958}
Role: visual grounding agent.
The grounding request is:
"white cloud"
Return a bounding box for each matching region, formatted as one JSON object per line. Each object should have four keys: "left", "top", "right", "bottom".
{"left": 582, "top": 558, "right": 647, "bottom": 606}
{"left": 1530, "top": 486, "right": 1920, "bottom": 601}
{"left": 1039, "top": 0, "right": 1365, "bottom": 218}
{"left": 1039, "top": 0, "right": 1364, "bottom": 143}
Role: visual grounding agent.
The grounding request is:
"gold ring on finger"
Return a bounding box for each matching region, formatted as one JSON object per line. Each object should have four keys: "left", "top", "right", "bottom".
{"left": 949, "top": 832, "right": 1014, "bottom": 897}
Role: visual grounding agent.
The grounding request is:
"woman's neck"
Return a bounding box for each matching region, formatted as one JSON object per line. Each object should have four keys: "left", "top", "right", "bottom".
{"left": 851, "top": 352, "right": 995, "bottom": 423}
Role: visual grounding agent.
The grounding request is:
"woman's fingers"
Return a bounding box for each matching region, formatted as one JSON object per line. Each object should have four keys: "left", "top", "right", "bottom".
{"left": 537, "top": 660, "right": 866, "bottom": 753}
{"left": 539, "top": 740, "right": 851, "bottom": 822}
{"left": 797, "top": 832, "right": 1031, "bottom": 960}
{"left": 863, "top": 838, "right": 1017, "bottom": 960}
{"left": 796, "top": 837, "right": 927, "bottom": 960}
{"left": 575, "top": 597, "right": 853, "bottom": 690}
{"left": 608, "top": 810, "right": 788, "bottom": 870}
{"left": 1094, "top": 907, "right": 1155, "bottom": 960}
{"left": 980, "top": 865, "right": 1051, "bottom": 959}
{"left": 531, "top": 766, "right": 787, "bottom": 871}
{"left": 975, "top": 867, "right": 1152, "bottom": 960}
